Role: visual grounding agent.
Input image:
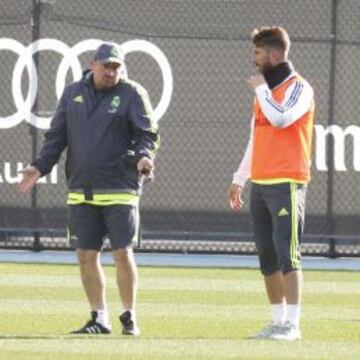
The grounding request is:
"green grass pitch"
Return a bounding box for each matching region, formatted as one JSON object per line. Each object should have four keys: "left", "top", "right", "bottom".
{"left": 0, "top": 262, "right": 359, "bottom": 359}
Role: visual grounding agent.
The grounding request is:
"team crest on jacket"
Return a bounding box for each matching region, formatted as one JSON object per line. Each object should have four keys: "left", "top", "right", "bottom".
{"left": 108, "top": 95, "right": 121, "bottom": 113}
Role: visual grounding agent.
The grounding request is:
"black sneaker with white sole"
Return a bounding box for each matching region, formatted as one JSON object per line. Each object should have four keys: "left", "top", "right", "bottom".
{"left": 119, "top": 310, "right": 140, "bottom": 336}
{"left": 71, "top": 311, "right": 111, "bottom": 334}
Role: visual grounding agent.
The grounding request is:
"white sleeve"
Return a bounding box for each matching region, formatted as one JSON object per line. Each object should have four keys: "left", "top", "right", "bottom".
{"left": 254, "top": 79, "right": 314, "bottom": 128}
{"left": 232, "top": 117, "right": 254, "bottom": 187}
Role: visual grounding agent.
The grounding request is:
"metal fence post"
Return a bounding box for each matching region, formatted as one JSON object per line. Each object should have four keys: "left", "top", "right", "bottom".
{"left": 29, "top": 0, "right": 42, "bottom": 251}
{"left": 326, "top": 0, "right": 338, "bottom": 257}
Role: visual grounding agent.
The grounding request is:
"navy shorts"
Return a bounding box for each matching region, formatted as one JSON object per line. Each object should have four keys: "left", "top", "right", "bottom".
{"left": 67, "top": 204, "right": 140, "bottom": 250}
{"left": 250, "top": 182, "right": 307, "bottom": 275}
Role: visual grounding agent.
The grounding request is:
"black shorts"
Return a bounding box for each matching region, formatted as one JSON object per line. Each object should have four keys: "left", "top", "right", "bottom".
{"left": 250, "top": 182, "right": 307, "bottom": 275}
{"left": 67, "top": 204, "right": 140, "bottom": 250}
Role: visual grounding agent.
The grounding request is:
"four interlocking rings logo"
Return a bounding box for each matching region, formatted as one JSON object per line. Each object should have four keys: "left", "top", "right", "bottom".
{"left": 0, "top": 38, "right": 173, "bottom": 129}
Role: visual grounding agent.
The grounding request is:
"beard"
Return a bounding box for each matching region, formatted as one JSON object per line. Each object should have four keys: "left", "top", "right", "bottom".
{"left": 259, "top": 61, "right": 275, "bottom": 75}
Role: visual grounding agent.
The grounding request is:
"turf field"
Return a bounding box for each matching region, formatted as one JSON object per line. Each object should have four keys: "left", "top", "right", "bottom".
{"left": 0, "top": 262, "right": 359, "bottom": 359}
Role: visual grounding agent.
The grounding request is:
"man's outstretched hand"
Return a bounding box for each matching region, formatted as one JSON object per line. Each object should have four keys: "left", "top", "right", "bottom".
{"left": 17, "top": 166, "right": 41, "bottom": 193}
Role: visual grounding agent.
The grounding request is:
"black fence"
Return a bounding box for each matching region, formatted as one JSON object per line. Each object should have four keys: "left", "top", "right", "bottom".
{"left": 0, "top": 0, "right": 359, "bottom": 256}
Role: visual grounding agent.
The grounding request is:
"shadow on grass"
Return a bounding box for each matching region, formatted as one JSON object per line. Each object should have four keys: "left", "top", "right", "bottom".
{"left": 0, "top": 335, "right": 249, "bottom": 340}
{"left": 0, "top": 335, "right": 132, "bottom": 340}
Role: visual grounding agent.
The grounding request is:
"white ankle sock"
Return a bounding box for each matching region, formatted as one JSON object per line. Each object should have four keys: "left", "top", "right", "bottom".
{"left": 96, "top": 309, "right": 111, "bottom": 328}
{"left": 271, "top": 303, "right": 286, "bottom": 325}
{"left": 286, "top": 304, "right": 301, "bottom": 328}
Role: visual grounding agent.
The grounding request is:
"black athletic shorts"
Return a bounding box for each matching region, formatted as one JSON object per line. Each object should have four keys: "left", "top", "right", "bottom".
{"left": 250, "top": 182, "right": 307, "bottom": 275}
{"left": 67, "top": 204, "right": 140, "bottom": 250}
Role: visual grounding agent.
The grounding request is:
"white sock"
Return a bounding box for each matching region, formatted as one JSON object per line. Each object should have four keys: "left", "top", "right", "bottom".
{"left": 271, "top": 303, "right": 286, "bottom": 325}
{"left": 286, "top": 304, "right": 301, "bottom": 328}
{"left": 96, "top": 309, "right": 111, "bottom": 328}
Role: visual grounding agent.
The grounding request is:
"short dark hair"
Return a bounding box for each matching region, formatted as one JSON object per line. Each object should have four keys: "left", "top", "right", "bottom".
{"left": 251, "top": 26, "right": 291, "bottom": 53}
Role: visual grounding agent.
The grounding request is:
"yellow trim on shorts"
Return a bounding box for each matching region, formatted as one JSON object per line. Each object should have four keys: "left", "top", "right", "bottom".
{"left": 290, "top": 183, "right": 300, "bottom": 268}
{"left": 131, "top": 206, "right": 140, "bottom": 246}
{"left": 67, "top": 192, "right": 139, "bottom": 206}
{"left": 252, "top": 178, "right": 307, "bottom": 185}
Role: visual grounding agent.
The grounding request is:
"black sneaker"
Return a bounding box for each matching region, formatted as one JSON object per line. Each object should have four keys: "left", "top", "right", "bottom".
{"left": 119, "top": 310, "right": 140, "bottom": 336}
{"left": 71, "top": 311, "right": 111, "bottom": 334}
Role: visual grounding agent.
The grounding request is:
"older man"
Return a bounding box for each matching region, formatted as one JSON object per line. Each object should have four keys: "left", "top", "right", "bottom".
{"left": 19, "top": 42, "right": 160, "bottom": 336}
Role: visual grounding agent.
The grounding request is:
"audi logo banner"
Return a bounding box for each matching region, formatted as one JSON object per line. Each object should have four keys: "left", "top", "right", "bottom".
{"left": 0, "top": 38, "right": 172, "bottom": 129}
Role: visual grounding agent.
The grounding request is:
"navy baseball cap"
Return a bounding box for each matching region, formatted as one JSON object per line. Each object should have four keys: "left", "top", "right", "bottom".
{"left": 93, "top": 42, "right": 124, "bottom": 65}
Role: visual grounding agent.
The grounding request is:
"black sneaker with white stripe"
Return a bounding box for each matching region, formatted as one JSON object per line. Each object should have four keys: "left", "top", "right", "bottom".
{"left": 71, "top": 311, "right": 111, "bottom": 334}
{"left": 119, "top": 310, "right": 140, "bottom": 336}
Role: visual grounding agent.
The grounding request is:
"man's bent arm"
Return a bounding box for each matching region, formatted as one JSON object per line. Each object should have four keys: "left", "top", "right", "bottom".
{"left": 255, "top": 79, "right": 314, "bottom": 128}
{"left": 129, "top": 85, "right": 160, "bottom": 162}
